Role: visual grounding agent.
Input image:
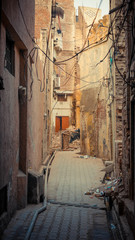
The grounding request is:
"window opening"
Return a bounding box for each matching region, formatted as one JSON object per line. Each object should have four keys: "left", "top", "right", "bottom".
{"left": 5, "top": 32, "right": 15, "bottom": 76}
{"left": 58, "top": 95, "right": 67, "bottom": 101}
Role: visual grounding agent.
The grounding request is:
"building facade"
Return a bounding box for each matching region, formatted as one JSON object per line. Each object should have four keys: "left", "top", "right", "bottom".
{"left": 52, "top": 0, "right": 76, "bottom": 134}
{"left": 0, "top": 0, "right": 54, "bottom": 234}
{"left": 110, "top": 0, "right": 135, "bottom": 236}
{"left": 0, "top": 0, "right": 35, "bottom": 234}
{"left": 75, "top": 7, "right": 111, "bottom": 159}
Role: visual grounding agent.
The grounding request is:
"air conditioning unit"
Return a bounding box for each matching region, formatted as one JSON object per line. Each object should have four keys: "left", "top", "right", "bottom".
{"left": 54, "top": 77, "right": 60, "bottom": 89}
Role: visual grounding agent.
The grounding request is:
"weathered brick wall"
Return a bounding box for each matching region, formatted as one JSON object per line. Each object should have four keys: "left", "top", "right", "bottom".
{"left": 35, "top": 0, "right": 51, "bottom": 40}
{"left": 122, "top": 0, "right": 135, "bottom": 197}
{"left": 122, "top": 20, "right": 131, "bottom": 195}
{"left": 110, "top": 0, "right": 126, "bottom": 176}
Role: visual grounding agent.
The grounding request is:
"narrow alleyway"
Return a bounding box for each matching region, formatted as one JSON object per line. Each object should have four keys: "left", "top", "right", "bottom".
{"left": 2, "top": 151, "right": 116, "bottom": 240}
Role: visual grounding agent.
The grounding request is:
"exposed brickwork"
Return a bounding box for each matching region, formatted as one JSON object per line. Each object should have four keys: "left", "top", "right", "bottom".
{"left": 121, "top": 1, "right": 135, "bottom": 199}
{"left": 35, "top": 0, "right": 51, "bottom": 39}
{"left": 110, "top": 0, "right": 135, "bottom": 237}
{"left": 109, "top": 0, "right": 126, "bottom": 176}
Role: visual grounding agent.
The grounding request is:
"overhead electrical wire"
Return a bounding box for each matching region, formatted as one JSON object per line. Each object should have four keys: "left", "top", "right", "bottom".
{"left": 18, "top": 0, "right": 132, "bottom": 103}
{"left": 58, "top": 0, "right": 125, "bottom": 89}
{"left": 17, "top": 0, "right": 106, "bottom": 78}
{"left": 57, "top": 0, "right": 105, "bottom": 88}
{"left": 95, "top": 1, "right": 129, "bottom": 67}
{"left": 110, "top": 0, "right": 134, "bottom": 87}
{"left": 18, "top": 0, "right": 120, "bottom": 99}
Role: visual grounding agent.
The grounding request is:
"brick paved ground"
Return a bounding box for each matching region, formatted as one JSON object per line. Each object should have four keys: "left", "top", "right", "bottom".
{"left": 2, "top": 151, "right": 113, "bottom": 240}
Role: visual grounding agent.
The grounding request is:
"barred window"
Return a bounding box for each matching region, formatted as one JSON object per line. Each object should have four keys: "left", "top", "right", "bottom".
{"left": 5, "top": 32, "right": 15, "bottom": 76}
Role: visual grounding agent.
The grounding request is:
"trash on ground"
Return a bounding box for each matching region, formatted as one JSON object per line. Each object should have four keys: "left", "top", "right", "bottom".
{"left": 110, "top": 223, "right": 116, "bottom": 230}
{"left": 84, "top": 177, "right": 123, "bottom": 201}
{"left": 91, "top": 204, "right": 97, "bottom": 208}
{"left": 80, "top": 155, "right": 90, "bottom": 159}
{"left": 69, "top": 128, "right": 80, "bottom": 143}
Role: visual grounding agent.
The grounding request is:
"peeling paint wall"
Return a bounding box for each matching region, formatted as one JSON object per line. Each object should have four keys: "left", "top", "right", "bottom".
{"left": 77, "top": 13, "right": 111, "bottom": 159}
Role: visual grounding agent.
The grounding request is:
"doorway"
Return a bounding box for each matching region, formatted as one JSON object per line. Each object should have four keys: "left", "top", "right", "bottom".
{"left": 55, "top": 116, "right": 69, "bottom": 132}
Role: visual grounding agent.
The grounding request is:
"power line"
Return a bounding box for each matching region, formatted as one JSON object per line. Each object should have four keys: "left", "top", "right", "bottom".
{"left": 17, "top": 0, "right": 109, "bottom": 87}
{"left": 55, "top": 32, "right": 109, "bottom": 65}
{"left": 56, "top": 0, "right": 105, "bottom": 88}
{"left": 18, "top": 0, "right": 111, "bottom": 90}
{"left": 110, "top": 0, "right": 134, "bottom": 87}
{"left": 95, "top": 1, "right": 129, "bottom": 67}
{"left": 52, "top": 66, "right": 110, "bottom": 113}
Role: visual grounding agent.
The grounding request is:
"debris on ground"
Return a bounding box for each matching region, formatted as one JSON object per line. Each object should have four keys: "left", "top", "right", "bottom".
{"left": 51, "top": 126, "right": 80, "bottom": 151}
{"left": 68, "top": 139, "right": 80, "bottom": 150}
{"left": 69, "top": 128, "right": 80, "bottom": 143}
{"left": 101, "top": 161, "right": 114, "bottom": 183}
{"left": 51, "top": 131, "right": 62, "bottom": 150}
{"left": 110, "top": 223, "right": 116, "bottom": 230}
{"left": 79, "top": 155, "right": 90, "bottom": 159}
{"left": 84, "top": 177, "right": 123, "bottom": 207}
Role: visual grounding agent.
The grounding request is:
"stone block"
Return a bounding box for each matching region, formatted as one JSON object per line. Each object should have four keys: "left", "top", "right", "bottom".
{"left": 28, "top": 170, "right": 44, "bottom": 204}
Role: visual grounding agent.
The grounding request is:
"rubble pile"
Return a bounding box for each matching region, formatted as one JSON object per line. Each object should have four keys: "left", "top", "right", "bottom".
{"left": 69, "top": 139, "right": 80, "bottom": 150}
{"left": 67, "top": 126, "right": 80, "bottom": 150}
{"left": 51, "top": 127, "right": 80, "bottom": 151}
{"left": 51, "top": 132, "right": 62, "bottom": 150}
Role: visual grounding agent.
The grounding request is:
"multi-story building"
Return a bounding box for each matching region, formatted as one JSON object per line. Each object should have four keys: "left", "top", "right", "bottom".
{"left": 110, "top": 0, "right": 135, "bottom": 236}
{"left": 0, "top": 0, "right": 35, "bottom": 234}
{"left": 75, "top": 6, "right": 111, "bottom": 159}
{"left": 52, "top": 0, "right": 75, "bottom": 134}
{"left": 0, "top": 0, "right": 55, "bottom": 234}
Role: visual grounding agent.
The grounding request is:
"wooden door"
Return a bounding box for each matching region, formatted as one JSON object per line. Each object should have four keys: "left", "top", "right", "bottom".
{"left": 62, "top": 116, "right": 69, "bottom": 130}
{"left": 55, "top": 117, "right": 60, "bottom": 132}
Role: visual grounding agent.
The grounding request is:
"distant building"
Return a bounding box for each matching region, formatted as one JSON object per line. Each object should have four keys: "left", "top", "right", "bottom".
{"left": 52, "top": 0, "right": 75, "bottom": 134}
{"left": 75, "top": 6, "right": 111, "bottom": 159}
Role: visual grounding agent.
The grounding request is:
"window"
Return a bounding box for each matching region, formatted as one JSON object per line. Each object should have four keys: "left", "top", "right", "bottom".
{"left": 58, "top": 95, "right": 67, "bottom": 102}
{"left": 5, "top": 32, "right": 15, "bottom": 76}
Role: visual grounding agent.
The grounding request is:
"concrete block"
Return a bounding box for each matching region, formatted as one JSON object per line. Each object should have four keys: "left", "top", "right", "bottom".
{"left": 28, "top": 170, "right": 44, "bottom": 204}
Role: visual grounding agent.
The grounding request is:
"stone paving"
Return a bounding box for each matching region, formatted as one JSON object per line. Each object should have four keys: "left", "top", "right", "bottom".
{"left": 2, "top": 150, "right": 113, "bottom": 240}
